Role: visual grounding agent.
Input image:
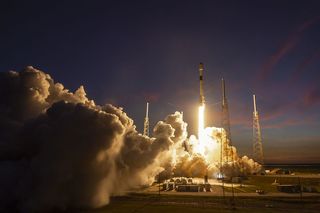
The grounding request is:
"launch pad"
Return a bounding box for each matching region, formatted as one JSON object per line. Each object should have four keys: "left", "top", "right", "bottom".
{"left": 102, "top": 172, "right": 320, "bottom": 213}
{"left": 143, "top": 172, "right": 320, "bottom": 196}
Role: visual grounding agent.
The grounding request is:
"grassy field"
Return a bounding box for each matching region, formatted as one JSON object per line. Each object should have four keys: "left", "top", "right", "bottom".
{"left": 77, "top": 175, "right": 320, "bottom": 213}
{"left": 80, "top": 193, "right": 320, "bottom": 213}
{"left": 240, "top": 175, "right": 320, "bottom": 193}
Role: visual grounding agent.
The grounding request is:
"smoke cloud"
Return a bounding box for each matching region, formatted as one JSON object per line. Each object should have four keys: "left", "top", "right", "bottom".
{"left": 0, "top": 66, "right": 260, "bottom": 212}
{"left": 0, "top": 67, "right": 176, "bottom": 211}
{"left": 159, "top": 125, "right": 261, "bottom": 180}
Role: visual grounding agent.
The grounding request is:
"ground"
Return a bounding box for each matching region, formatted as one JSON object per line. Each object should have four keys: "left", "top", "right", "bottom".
{"left": 81, "top": 174, "right": 320, "bottom": 213}
{"left": 81, "top": 194, "right": 320, "bottom": 213}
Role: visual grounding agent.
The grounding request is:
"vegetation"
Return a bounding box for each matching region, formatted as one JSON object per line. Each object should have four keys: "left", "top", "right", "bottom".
{"left": 79, "top": 175, "right": 320, "bottom": 213}
{"left": 80, "top": 193, "right": 320, "bottom": 213}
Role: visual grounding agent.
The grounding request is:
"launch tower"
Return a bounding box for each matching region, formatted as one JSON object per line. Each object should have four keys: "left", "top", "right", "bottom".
{"left": 252, "top": 95, "right": 264, "bottom": 164}
{"left": 221, "top": 78, "right": 232, "bottom": 163}
{"left": 143, "top": 102, "right": 150, "bottom": 136}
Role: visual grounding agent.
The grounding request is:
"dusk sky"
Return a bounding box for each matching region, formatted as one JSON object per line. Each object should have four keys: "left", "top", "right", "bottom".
{"left": 1, "top": 0, "right": 320, "bottom": 163}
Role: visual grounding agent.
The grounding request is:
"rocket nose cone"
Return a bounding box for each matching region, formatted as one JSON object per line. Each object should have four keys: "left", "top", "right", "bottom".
{"left": 199, "top": 63, "right": 204, "bottom": 70}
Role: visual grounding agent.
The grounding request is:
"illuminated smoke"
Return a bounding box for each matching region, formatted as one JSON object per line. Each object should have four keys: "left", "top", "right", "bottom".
{"left": 159, "top": 105, "right": 262, "bottom": 180}
{"left": 0, "top": 67, "right": 176, "bottom": 211}
{"left": 0, "top": 66, "right": 261, "bottom": 211}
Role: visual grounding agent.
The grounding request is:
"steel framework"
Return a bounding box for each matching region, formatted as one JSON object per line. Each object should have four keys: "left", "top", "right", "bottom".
{"left": 221, "top": 78, "right": 232, "bottom": 163}
{"left": 143, "top": 102, "right": 150, "bottom": 136}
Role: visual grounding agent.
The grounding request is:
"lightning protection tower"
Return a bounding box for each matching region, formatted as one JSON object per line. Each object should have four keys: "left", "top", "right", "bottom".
{"left": 143, "top": 102, "right": 150, "bottom": 136}
{"left": 221, "top": 78, "right": 232, "bottom": 163}
{"left": 252, "top": 95, "right": 264, "bottom": 165}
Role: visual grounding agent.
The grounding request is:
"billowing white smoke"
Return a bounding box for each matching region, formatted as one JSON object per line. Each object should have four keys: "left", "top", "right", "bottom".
{"left": 153, "top": 109, "right": 261, "bottom": 181}
{"left": 0, "top": 67, "right": 177, "bottom": 211}
{"left": 159, "top": 124, "right": 261, "bottom": 180}
{"left": 0, "top": 66, "right": 260, "bottom": 212}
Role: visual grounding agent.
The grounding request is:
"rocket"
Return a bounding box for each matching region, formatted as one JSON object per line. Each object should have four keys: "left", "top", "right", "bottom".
{"left": 199, "top": 63, "right": 205, "bottom": 105}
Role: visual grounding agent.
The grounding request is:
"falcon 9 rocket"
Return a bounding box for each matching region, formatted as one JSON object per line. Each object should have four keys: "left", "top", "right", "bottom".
{"left": 199, "top": 63, "right": 205, "bottom": 106}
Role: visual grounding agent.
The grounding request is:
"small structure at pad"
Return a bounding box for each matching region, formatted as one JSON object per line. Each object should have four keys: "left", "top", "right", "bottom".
{"left": 162, "top": 177, "right": 212, "bottom": 192}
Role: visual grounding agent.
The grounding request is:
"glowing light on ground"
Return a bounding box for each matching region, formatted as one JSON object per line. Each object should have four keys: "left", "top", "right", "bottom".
{"left": 181, "top": 103, "right": 261, "bottom": 178}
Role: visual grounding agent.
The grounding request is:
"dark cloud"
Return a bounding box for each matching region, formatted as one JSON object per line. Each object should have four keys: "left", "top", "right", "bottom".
{"left": 303, "top": 86, "right": 320, "bottom": 107}
{"left": 289, "top": 51, "right": 320, "bottom": 84}
{"left": 258, "top": 16, "right": 320, "bottom": 81}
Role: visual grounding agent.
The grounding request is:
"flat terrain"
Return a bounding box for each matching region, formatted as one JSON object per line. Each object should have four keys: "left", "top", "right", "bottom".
{"left": 81, "top": 175, "right": 320, "bottom": 213}
{"left": 144, "top": 174, "right": 320, "bottom": 195}
{"left": 81, "top": 193, "right": 320, "bottom": 213}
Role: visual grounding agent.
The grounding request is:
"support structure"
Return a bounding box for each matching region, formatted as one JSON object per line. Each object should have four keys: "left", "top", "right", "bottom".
{"left": 221, "top": 78, "right": 232, "bottom": 163}
{"left": 143, "top": 102, "right": 150, "bottom": 136}
{"left": 252, "top": 95, "right": 264, "bottom": 165}
{"left": 221, "top": 78, "right": 235, "bottom": 208}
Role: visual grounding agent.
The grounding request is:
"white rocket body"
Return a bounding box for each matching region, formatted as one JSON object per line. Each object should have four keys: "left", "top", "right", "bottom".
{"left": 199, "top": 63, "right": 205, "bottom": 105}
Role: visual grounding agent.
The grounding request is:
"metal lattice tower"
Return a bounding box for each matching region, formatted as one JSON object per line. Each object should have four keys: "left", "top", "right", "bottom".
{"left": 221, "top": 78, "right": 232, "bottom": 163}
{"left": 252, "top": 95, "right": 264, "bottom": 165}
{"left": 221, "top": 79, "right": 236, "bottom": 206}
{"left": 143, "top": 102, "right": 150, "bottom": 136}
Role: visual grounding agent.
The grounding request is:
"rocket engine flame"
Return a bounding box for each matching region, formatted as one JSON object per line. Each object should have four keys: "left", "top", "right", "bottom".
{"left": 197, "top": 105, "right": 205, "bottom": 155}
{"left": 193, "top": 106, "right": 220, "bottom": 164}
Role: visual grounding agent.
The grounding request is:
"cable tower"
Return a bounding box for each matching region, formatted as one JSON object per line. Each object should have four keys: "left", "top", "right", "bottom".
{"left": 221, "top": 78, "right": 232, "bottom": 163}
{"left": 252, "top": 95, "right": 264, "bottom": 164}
{"left": 143, "top": 102, "right": 150, "bottom": 136}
